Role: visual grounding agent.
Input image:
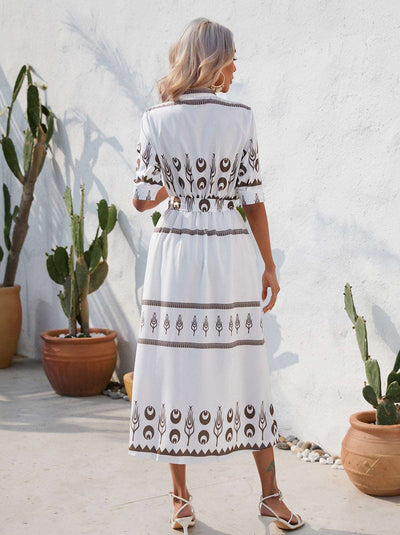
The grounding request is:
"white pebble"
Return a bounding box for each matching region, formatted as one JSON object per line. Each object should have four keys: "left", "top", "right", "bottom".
{"left": 302, "top": 457, "right": 311, "bottom": 462}
{"left": 303, "top": 448, "right": 310, "bottom": 455}
{"left": 291, "top": 445, "right": 297, "bottom": 451}
{"left": 326, "top": 457, "right": 334, "bottom": 464}
{"left": 337, "top": 465, "right": 344, "bottom": 470}
{"left": 319, "top": 458, "right": 327, "bottom": 464}
{"left": 334, "top": 459, "right": 342, "bottom": 465}
{"left": 296, "top": 452, "right": 303, "bottom": 459}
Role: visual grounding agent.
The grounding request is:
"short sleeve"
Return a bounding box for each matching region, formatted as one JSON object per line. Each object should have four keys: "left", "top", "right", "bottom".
{"left": 235, "top": 109, "right": 265, "bottom": 206}
{"left": 132, "top": 111, "right": 164, "bottom": 201}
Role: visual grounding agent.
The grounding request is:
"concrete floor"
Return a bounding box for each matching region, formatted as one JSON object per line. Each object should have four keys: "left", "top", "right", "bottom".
{"left": 1, "top": 355, "right": 399, "bottom": 535}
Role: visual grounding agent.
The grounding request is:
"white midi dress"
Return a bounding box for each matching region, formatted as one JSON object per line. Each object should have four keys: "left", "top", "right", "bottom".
{"left": 128, "top": 87, "right": 279, "bottom": 464}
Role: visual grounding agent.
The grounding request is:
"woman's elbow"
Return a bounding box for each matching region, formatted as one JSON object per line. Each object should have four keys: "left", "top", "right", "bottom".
{"left": 132, "top": 199, "right": 146, "bottom": 212}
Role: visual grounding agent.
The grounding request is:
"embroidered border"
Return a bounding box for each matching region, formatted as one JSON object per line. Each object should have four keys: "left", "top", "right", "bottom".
{"left": 148, "top": 99, "right": 251, "bottom": 112}
{"left": 182, "top": 88, "right": 216, "bottom": 94}
{"left": 129, "top": 441, "right": 275, "bottom": 457}
{"left": 154, "top": 227, "right": 249, "bottom": 236}
{"left": 141, "top": 299, "right": 261, "bottom": 309}
{"left": 129, "top": 400, "right": 278, "bottom": 456}
{"left": 136, "top": 338, "right": 265, "bottom": 348}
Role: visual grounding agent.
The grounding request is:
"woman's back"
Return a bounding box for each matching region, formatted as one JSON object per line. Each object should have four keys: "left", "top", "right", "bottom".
{"left": 133, "top": 87, "right": 264, "bottom": 208}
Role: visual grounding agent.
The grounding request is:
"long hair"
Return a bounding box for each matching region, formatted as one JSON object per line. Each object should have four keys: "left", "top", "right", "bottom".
{"left": 157, "top": 18, "right": 235, "bottom": 103}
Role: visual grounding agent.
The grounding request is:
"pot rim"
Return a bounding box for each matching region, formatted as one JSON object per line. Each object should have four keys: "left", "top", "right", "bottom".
{"left": 350, "top": 410, "right": 400, "bottom": 435}
{"left": 40, "top": 327, "right": 117, "bottom": 343}
{"left": 0, "top": 284, "right": 21, "bottom": 293}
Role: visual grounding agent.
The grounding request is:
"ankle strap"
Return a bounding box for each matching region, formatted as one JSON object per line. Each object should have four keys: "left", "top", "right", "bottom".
{"left": 169, "top": 491, "right": 192, "bottom": 503}
{"left": 260, "top": 489, "right": 283, "bottom": 501}
{"left": 169, "top": 491, "right": 195, "bottom": 518}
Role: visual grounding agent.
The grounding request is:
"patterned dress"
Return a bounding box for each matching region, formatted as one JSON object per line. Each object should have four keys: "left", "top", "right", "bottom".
{"left": 128, "top": 87, "right": 279, "bottom": 464}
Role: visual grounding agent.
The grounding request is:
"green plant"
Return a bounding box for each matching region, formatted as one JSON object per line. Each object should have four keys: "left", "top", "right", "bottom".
{"left": 0, "top": 64, "right": 55, "bottom": 286}
{"left": 45, "top": 184, "right": 117, "bottom": 338}
{"left": 344, "top": 283, "right": 400, "bottom": 425}
{"left": 0, "top": 184, "right": 19, "bottom": 264}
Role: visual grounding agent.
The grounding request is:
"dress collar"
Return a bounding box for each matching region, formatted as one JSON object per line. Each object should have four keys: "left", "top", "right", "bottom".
{"left": 178, "top": 87, "right": 221, "bottom": 100}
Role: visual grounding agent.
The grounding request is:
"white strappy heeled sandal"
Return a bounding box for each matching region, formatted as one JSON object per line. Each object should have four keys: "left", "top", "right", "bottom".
{"left": 169, "top": 491, "right": 196, "bottom": 534}
{"left": 258, "top": 489, "right": 305, "bottom": 530}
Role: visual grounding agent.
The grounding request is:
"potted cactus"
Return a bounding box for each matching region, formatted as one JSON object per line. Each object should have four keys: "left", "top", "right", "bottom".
{"left": 40, "top": 184, "right": 118, "bottom": 396}
{"left": 341, "top": 283, "right": 400, "bottom": 496}
{"left": 0, "top": 64, "right": 55, "bottom": 368}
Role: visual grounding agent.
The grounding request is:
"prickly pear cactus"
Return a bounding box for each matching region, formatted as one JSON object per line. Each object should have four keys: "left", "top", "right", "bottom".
{"left": 344, "top": 283, "right": 400, "bottom": 425}
{"left": 46, "top": 184, "right": 117, "bottom": 337}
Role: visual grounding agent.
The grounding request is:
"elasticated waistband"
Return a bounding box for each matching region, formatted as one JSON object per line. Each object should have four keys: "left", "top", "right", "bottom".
{"left": 167, "top": 195, "right": 237, "bottom": 212}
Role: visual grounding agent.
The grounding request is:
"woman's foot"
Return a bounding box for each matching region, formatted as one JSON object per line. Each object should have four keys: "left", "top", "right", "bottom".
{"left": 171, "top": 488, "right": 195, "bottom": 520}
{"left": 260, "top": 492, "right": 303, "bottom": 527}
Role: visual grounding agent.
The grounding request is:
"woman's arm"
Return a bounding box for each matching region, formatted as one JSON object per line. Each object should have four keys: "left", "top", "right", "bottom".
{"left": 242, "top": 203, "right": 280, "bottom": 313}
{"left": 132, "top": 186, "right": 169, "bottom": 212}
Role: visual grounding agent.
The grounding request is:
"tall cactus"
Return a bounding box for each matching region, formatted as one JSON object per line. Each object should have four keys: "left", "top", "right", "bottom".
{"left": 0, "top": 64, "right": 55, "bottom": 286}
{"left": 344, "top": 283, "right": 400, "bottom": 424}
{"left": 46, "top": 184, "right": 117, "bottom": 337}
{"left": 0, "top": 184, "right": 19, "bottom": 264}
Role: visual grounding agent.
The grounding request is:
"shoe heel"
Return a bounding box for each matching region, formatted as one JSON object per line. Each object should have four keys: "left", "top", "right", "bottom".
{"left": 173, "top": 516, "right": 193, "bottom": 534}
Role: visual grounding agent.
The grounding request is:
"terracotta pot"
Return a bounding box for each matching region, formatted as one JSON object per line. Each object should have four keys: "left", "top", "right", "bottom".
{"left": 40, "top": 328, "right": 118, "bottom": 396}
{"left": 123, "top": 371, "right": 134, "bottom": 402}
{"left": 341, "top": 410, "right": 400, "bottom": 496}
{"left": 0, "top": 284, "right": 22, "bottom": 369}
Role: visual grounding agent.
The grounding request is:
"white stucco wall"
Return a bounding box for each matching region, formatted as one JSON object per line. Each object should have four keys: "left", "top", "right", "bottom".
{"left": 1, "top": 1, "right": 399, "bottom": 456}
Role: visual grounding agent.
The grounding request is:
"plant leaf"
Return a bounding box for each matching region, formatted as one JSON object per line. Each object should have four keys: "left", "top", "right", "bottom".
{"left": 27, "top": 84, "right": 40, "bottom": 138}
{"left": 2, "top": 137, "right": 24, "bottom": 183}
{"left": 12, "top": 65, "right": 27, "bottom": 103}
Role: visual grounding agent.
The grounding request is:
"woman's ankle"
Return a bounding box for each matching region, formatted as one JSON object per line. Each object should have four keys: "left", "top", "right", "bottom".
{"left": 171, "top": 487, "right": 189, "bottom": 499}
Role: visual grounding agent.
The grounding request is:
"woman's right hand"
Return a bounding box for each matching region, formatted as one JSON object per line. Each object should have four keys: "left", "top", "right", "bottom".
{"left": 261, "top": 266, "right": 280, "bottom": 313}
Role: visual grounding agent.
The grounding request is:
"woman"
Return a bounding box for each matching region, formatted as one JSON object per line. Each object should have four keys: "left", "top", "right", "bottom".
{"left": 128, "top": 17, "right": 305, "bottom": 532}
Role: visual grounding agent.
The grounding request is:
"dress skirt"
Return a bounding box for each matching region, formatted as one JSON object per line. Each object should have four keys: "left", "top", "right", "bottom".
{"left": 128, "top": 196, "right": 279, "bottom": 464}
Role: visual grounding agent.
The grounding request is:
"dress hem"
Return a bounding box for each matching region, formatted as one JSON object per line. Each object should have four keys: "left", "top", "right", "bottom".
{"left": 127, "top": 441, "right": 278, "bottom": 465}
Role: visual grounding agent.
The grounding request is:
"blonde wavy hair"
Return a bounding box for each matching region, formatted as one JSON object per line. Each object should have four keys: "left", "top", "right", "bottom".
{"left": 157, "top": 17, "right": 235, "bottom": 103}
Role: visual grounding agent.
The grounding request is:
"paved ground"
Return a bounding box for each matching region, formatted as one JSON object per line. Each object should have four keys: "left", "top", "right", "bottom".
{"left": 1, "top": 355, "right": 399, "bottom": 535}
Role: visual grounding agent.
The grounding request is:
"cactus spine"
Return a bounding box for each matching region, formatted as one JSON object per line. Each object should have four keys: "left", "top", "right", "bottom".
{"left": 46, "top": 184, "right": 117, "bottom": 337}
{"left": 344, "top": 283, "right": 400, "bottom": 424}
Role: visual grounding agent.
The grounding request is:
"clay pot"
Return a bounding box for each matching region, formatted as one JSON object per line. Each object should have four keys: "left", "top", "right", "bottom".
{"left": 41, "top": 328, "right": 118, "bottom": 396}
{"left": 123, "top": 371, "right": 134, "bottom": 402}
{"left": 341, "top": 410, "right": 400, "bottom": 496}
{"left": 0, "top": 284, "right": 22, "bottom": 369}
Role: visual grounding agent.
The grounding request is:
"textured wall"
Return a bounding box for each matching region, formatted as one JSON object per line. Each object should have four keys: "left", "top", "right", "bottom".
{"left": 1, "top": 1, "right": 399, "bottom": 455}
